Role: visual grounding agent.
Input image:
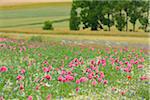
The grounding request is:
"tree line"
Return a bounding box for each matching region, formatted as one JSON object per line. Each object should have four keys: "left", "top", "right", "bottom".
{"left": 70, "top": 0, "right": 149, "bottom": 32}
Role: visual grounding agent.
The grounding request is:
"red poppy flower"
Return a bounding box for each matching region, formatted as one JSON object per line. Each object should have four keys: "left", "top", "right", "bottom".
{"left": 45, "top": 75, "right": 52, "bottom": 80}
{"left": 127, "top": 75, "right": 132, "bottom": 80}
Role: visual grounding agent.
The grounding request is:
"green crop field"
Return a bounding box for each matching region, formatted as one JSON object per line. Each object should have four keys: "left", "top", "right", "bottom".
{"left": 0, "top": 2, "right": 71, "bottom": 29}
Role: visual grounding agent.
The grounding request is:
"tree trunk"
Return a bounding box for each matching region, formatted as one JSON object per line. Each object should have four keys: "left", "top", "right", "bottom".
{"left": 124, "top": 8, "right": 128, "bottom": 32}
{"left": 126, "top": 16, "right": 128, "bottom": 31}
{"left": 91, "top": 24, "right": 98, "bottom": 31}
{"left": 108, "top": 13, "right": 110, "bottom": 31}
{"left": 119, "top": 10, "right": 122, "bottom": 31}
{"left": 133, "top": 23, "right": 135, "bottom": 32}
{"left": 145, "top": 8, "right": 149, "bottom": 32}
{"left": 91, "top": 27, "right": 97, "bottom": 31}
{"left": 126, "top": 13, "right": 128, "bottom": 32}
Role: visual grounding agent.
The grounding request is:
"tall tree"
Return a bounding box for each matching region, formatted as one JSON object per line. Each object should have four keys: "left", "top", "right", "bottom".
{"left": 122, "top": 0, "right": 131, "bottom": 31}
{"left": 128, "top": 1, "right": 142, "bottom": 32}
{"left": 102, "top": 1, "right": 115, "bottom": 31}
{"left": 114, "top": 0, "right": 126, "bottom": 31}
{"left": 69, "top": 1, "right": 80, "bottom": 30}
{"left": 139, "top": 1, "right": 149, "bottom": 32}
{"left": 115, "top": 13, "right": 126, "bottom": 31}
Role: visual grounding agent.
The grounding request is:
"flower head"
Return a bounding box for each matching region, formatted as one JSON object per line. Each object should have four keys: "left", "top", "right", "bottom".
{"left": 103, "top": 80, "right": 108, "bottom": 85}
{"left": 0, "top": 66, "right": 8, "bottom": 72}
{"left": 17, "top": 75, "right": 23, "bottom": 80}
{"left": 92, "top": 80, "right": 97, "bottom": 86}
{"left": 21, "top": 69, "right": 26, "bottom": 74}
{"left": 45, "top": 75, "right": 52, "bottom": 80}
{"left": 28, "top": 96, "right": 33, "bottom": 100}
{"left": 127, "top": 75, "right": 132, "bottom": 80}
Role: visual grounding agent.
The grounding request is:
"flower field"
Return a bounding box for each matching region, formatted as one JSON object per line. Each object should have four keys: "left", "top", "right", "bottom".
{"left": 0, "top": 37, "right": 149, "bottom": 100}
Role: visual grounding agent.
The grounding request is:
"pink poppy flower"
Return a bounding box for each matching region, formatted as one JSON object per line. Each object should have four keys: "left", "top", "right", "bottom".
{"left": 48, "top": 65, "right": 52, "bottom": 70}
{"left": 123, "top": 58, "right": 126, "bottom": 61}
{"left": 125, "top": 61, "right": 128, "bottom": 65}
{"left": 28, "top": 96, "right": 33, "bottom": 100}
{"left": 58, "top": 76, "right": 64, "bottom": 82}
{"left": 76, "top": 80, "right": 80, "bottom": 84}
{"left": 0, "top": 66, "right": 8, "bottom": 72}
{"left": 21, "top": 69, "right": 26, "bottom": 74}
{"left": 102, "top": 59, "right": 106, "bottom": 64}
{"left": 66, "top": 75, "right": 74, "bottom": 81}
{"left": 67, "top": 71, "right": 72, "bottom": 75}
{"left": 127, "top": 63, "right": 132, "bottom": 68}
{"left": 90, "top": 65, "right": 96, "bottom": 70}
{"left": 100, "top": 71, "right": 105, "bottom": 78}
{"left": 76, "top": 87, "right": 79, "bottom": 92}
{"left": 43, "top": 67, "right": 50, "bottom": 73}
{"left": 80, "top": 77, "right": 88, "bottom": 83}
{"left": 103, "top": 80, "right": 108, "bottom": 85}
{"left": 20, "top": 84, "right": 24, "bottom": 90}
{"left": 94, "top": 75, "right": 99, "bottom": 79}
{"left": 116, "top": 66, "right": 120, "bottom": 71}
{"left": 130, "top": 59, "right": 135, "bottom": 64}
{"left": 141, "top": 57, "right": 145, "bottom": 62}
{"left": 97, "top": 60, "right": 101, "bottom": 65}
{"left": 47, "top": 94, "right": 52, "bottom": 100}
{"left": 88, "top": 73, "right": 93, "bottom": 79}
{"left": 102, "top": 63, "right": 106, "bottom": 67}
{"left": 119, "top": 61, "right": 123, "bottom": 65}
{"left": 140, "top": 76, "right": 148, "bottom": 81}
{"left": 17, "top": 75, "right": 23, "bottom": 80}
{"left": 35, "top": 85, "right": 39, "bottom": 90}
{"left": 124, "top": 67, "right": 131, "bottom": 73}
{"left": 134, "top": 60, "right": 138, "bottom": 64}
{"left": 91, "top": 60, "right": 95, "bottom": 65}
{"left": 92, "top": 80, "right": 97, "bottom": 86}
{"left": 120, "top": 91, "right": 125, "bottom": 95}
{"left": 86, "top": 68, "right": 92, "bottom": 73}
{"left": 43, "top": 61, "right": 48, "bottom": 64}
{"left": 61, "top": 70, "right": 66, "bottom": 75}
{"left": 137, "top": 64, "right": 144, "bottom": 69}
{"left": 98, "top": 77, "right": 102, "bottom": 83}
{"left": 111, "top": 61, "right": 115, "bottom": 65}
{"left": 111, "top": 87, "right": 116, "bottom": 91}
{"left": 20, "top": 47, "right": 23, "bottom": 52}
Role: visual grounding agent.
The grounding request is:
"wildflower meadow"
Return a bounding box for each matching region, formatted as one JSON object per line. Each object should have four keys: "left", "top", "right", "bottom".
{"left": 0, "top": 37, "right": 149, "bottom": 100}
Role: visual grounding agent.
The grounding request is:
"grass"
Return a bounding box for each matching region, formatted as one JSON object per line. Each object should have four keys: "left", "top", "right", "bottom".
{"left": 0, "top": 2, "right": 71, "bottom": 29}
{"left": 0, "top": 37, "right": 149, "bottom": 99}
{"left": 0, "top": 17, "right": 69, "bottom": 28}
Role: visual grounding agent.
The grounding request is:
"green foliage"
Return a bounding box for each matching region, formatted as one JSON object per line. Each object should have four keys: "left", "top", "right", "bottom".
{"left": 43, "top": 21, "right": 54, "bottom": 30}
{"left": 70, "top": 0, "right": 148, "bottom": 32}
{"left": 139, "top": 17, "right": 149, "bottom": 32}
{"left": 115, "top": 14, "right": 126, "bottom": 31}
{"left": 69, "top": 2, "right": 80, "bottom": 30}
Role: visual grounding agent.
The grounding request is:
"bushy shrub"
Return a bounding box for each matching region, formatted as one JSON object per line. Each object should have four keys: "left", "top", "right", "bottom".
{"left": 43, "top": 21, "right": 54, "bottom": 30}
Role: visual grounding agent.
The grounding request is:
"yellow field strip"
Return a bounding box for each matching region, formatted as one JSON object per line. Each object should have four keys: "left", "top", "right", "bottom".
{"left": 0, "top": 28, "right": 149, "bottom": 38}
